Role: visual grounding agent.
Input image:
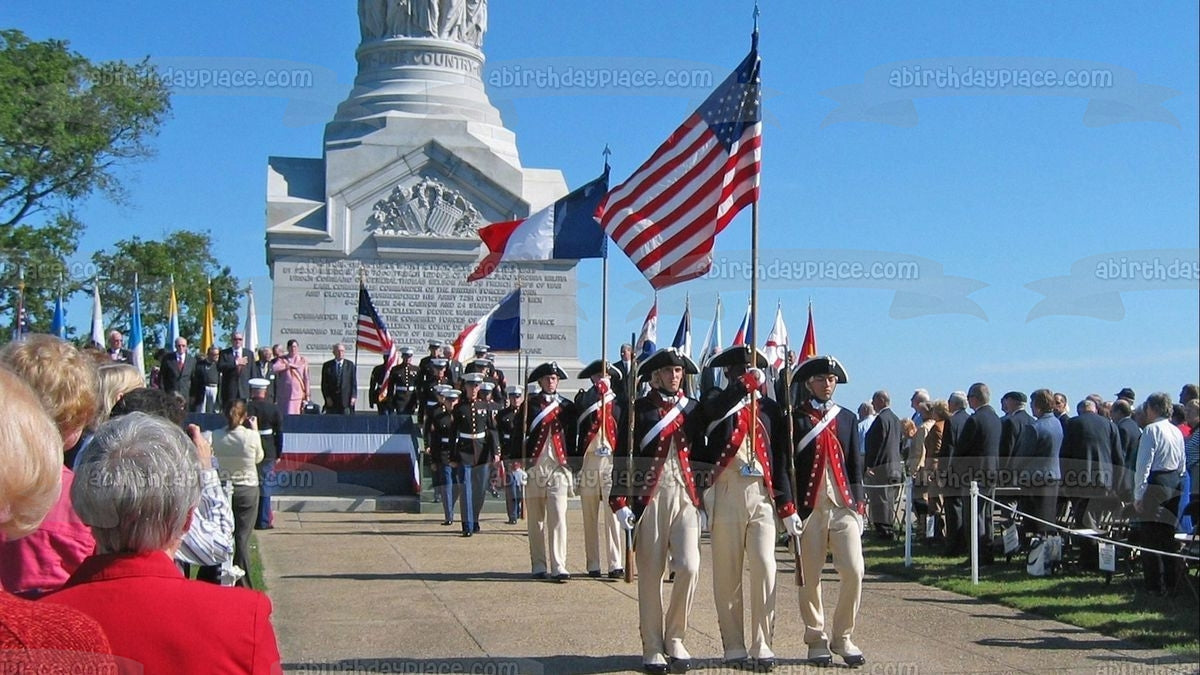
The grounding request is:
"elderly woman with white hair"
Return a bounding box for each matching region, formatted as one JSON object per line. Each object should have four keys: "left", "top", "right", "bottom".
{"left": 41, "top": 413, "right": 281, "bottom": 673}
{"left": 0, "top": 367, "right": 115, "bottom": 669}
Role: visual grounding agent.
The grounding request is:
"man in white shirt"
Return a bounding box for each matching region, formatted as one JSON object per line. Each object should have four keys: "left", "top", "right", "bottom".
{"left": 1133, "top": 392, "right": 1186, "bottom": 595}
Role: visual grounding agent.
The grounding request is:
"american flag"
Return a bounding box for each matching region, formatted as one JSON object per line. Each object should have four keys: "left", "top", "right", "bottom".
{"left": 600, "top": 35, "right": 761, "bottom": 290}
{"left": 357, "top": 281, "right": 398, "bottom": 387}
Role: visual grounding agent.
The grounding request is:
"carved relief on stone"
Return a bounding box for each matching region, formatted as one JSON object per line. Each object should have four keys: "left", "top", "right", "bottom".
{"left": 366, "top": 177, "right": 484, "bottom": 238}
{"left": 358, "top": 0, "right": 487, "bottom": 48}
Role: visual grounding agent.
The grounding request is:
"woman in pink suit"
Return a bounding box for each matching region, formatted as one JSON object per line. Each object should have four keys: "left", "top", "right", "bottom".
{"left": 273, "top": 339, "right": 310, "bottom": 414}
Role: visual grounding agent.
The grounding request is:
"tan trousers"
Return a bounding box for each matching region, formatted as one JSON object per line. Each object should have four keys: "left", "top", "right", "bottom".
{"left": 526, "top": 450, "right": 570, "bottom": 576}
{"left": 580, "top": 450, "right": 622, "bottom": 573}
{"left": 635, "top": 463, "right": 700, "bottom": 664}
{"left": 797, "top": 494, "right": 864, "bottom": 647}
{"left": 708, "top": 470, "right": 777, "bottom": 661}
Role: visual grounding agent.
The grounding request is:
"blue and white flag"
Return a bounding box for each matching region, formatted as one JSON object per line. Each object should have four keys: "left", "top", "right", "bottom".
{"left": 130, "top": 276, "right": 145, "bottom": 378}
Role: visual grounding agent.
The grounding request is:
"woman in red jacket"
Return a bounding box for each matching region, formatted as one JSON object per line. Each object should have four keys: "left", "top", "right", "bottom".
{"left": 42, "top": 412, "right": 282, "bottom": 674}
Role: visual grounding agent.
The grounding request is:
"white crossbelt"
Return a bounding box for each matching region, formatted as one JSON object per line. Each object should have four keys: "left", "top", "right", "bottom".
{"left": 458, "top": 432, "right": 486, "bottom": 440}
{"left": 258, "top": 429, "right": 273, "bottom": 435}
{"left": 530, "top": 399, "right": 559, "bottom": 430}
{"left": 640, "top": 396, "right": 689, "bottom": 451}
{"left": 798, "top": 405, "right": 841, "bottom": 449}
{"left": 578, "top": 390, "right": 616, "bottom": 422}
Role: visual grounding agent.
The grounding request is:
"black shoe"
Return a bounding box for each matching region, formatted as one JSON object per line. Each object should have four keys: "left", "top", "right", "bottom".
{"left": 441, "top": 520, "right": 453, "bottom": 526}
{"left": 531, "top": 572, "right": 547, "bottom": 580}
{"left": 667, "top": 656, "right": 690, "bottom": 673}
{"left": 752, "top": 657, "right": 775, "bottom": 672}
{"left": 254, "top": 524, "right": 274, "bottom": 530}
{"left": 506, "top": 519, "right": 518, "bottom": 525}
{"left": 588, "top": 570, "right": 602, "bottom": 578}
{"left": 666, "top": 571, "right": 676, "bottom": 583}
{"left": 642, "top": 664, "right": 668, "bottom": 675}
{"left": 461, "top": 531, "right": 472, "bottom": 537}
{"left": 607, "top": 569, "right": 625, "bottom": 579}
{"left": 473, "top": 524, "right": 481, "bottom": 533}
{"left": 552, "top": 573, "right": 570, "bottom": 583}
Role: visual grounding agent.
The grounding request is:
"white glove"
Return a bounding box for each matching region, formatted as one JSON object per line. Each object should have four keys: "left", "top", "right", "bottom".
{"left": 699, "top": 510, "right": 710, "bottom": 533}
{"left": 783, "top": 513, "right": 803, "bottom": 538}
{"left": 616, "top": 506, "right": 636, "bottom": 531}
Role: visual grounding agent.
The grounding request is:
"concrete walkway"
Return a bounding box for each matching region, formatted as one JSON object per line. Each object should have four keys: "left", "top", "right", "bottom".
{"left": 257, "top": 506, "right": 1196, "bottom": 674}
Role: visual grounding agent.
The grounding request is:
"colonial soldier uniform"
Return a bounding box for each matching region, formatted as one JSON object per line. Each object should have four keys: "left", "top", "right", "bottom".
{"left": 496, "top": 385, "right": 525, "bottom": 524}
{"left": 694, "top": 346, "right": 780, "bottom": 670}
{"left": 772, "top": 355, "right": 867, "bottom": 667}
{"left": 573, "top": 359, "right": 625, "bottom": 579}
{"left": 429, "top": 387, "right": 460, "bottom": 525}
{"left": 453, "top": 372, "right": 500, "bottom": 536}
{"left": 611, "top": 347, "right": 704, "bottom": 675}
{"left": 520, "top": 362, "right": 578, "bottom": 581}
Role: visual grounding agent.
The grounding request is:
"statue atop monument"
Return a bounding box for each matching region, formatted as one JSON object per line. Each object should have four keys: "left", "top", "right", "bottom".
{"left": 358, "top": 0, "right": 487, "bottom": 48}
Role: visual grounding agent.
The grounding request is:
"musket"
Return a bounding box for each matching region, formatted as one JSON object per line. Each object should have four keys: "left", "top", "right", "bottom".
{"left": 624, "top": 331, "right": 637, "bottom": 584}
{"left": 783, "top": 349, "right": 804, "bottom": 586}
{"left": 518, "top": 351, "right": 528, "bottom": 520}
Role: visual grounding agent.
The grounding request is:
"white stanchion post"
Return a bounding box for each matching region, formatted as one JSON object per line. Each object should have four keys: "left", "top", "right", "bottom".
{"left": 904, "top": 475, "right": 913, "bottom": 568}
{"left": 970, "top": 480, "right": 979, "bottom": 585}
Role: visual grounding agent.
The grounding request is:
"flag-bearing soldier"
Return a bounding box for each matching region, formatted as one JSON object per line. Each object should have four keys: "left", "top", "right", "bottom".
{"left": 693, "top": 345, "right": 781, "bottom": 670}
{"left": 453, "top": 373, "right": 500, "bottom": 537}
{"left": 419, "top": 358, "right": 451, "bottom": 510}
{"left": 519, "top": 361, "right": 578, "bottom": 581}
{"left": 610, "top": 347, "right": 704, "bottom": 675}
{"left": 772, "top": 355, "right": 867, "bottom": 667}
{"left": 368, "top": 353, "right": 395, "bottom": 415}
{"left": 573, "top": 359, "right": 625, "bottom": 579}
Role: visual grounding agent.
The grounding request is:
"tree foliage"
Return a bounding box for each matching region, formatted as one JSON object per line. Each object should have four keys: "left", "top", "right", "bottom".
{"left": 90, "top": 231, "right": 241, "bottom": 349}
{"left": 0, "top": 212, "right": 84, "bottom": 334}
{"left": 0, "top": 29, "right": 172, "bottom": 228}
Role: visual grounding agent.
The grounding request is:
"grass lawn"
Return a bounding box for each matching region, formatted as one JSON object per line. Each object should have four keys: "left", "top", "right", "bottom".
{"left": 249, "top": 533, "right": 266, "bottom": 590}
{"left": 863, "top": 537, "right": 1199, "bottom": 660}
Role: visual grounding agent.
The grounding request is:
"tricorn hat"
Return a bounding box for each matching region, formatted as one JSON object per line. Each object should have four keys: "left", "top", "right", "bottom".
{"left": 793, "top": 355, "right": 848, "bottom": 384}
{"left": 578, "top": 359, "right": 622, "bottom": 381}
{"left": 1115, "top": 387, "right": 1136, "bottom": 401}
{"left": 707, "top": 344, "right": 769, "bottom": 369}
{"left": 529, "top": 361, "right": 567, "bottom": 381}
{"left": 640, "top": 347, "right": 699, "bottom": 375}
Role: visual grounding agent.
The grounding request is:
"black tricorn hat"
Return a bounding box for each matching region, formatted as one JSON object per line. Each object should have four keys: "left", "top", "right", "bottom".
{"left": 793, "top": 355, "right": 848, "bottom": 384}
{"left": 579, "top": 359, "right": 621, "bottom": 381}
{"left": 707, "top": 344, "right": 769, "bottom": 369}
{"left": 640, "top": 347, "right": 699, "bottom": 375}
{"left": 529, "top": 361, "right": 567, "bottom": 381}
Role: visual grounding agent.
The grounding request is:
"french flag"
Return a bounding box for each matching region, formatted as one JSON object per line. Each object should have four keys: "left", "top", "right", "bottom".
{"left": 637, "top": 299, "right": 658, "bottom": 361}
{"left": 468, "top": 171, "right": 609, "bottom": 282}
{"left": 732, "top": 302, "right": 753, "bottom": 346}
{"left": 452, "top": 288, "right": 521, "bottom": 360}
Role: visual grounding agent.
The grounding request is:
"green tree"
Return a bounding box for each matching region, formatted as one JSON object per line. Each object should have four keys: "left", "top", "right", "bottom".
{"left": 0, "top": 212, "right": 84, "bottom": 335}
{"left": 90, "top": 231, "right": 241, "bottom": 349}
{"left": 0, "top": 29, "right": 171, "bottom": 228}
{"left": 0, "top": 29, "right": 171, "bottom": 334}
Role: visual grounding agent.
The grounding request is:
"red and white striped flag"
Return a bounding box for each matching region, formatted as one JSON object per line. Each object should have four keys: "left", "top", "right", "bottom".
{"left": 599, "top": 36, "right": 761, "bottom": 290}
{"left": 357, "top": 281, "right": 398, "bottom": 389}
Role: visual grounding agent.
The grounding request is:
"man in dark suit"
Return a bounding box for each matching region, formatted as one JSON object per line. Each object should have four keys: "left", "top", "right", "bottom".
{"left": 217, "top": 332, "right": 254, "bottom": 407}
{"left": 612, "top": 342, "right": 635, "bottom": 402}
{"left": 106, "top": 330, "right": 132, "bottom": 364}
{"left": 1112, "top": 399, "right": 1142, "bottom": 499}
{"left": 1012, "top": 389, "right": 1064, "bottom": 539}
{"left": 998, "top": 391, "right": 1035, "bottom": 487}
{"left": 950, "top": 383, "right": 1002, "bottom": 563}
{"left": 247, "top": 378, "right": 284, "bottom": 530}
{"left": 250, "top": 347, "right": 277, "bottom": 402}
{"left": 939, "top": 391, "right": 971, "bottom": 552}
{"left": 320, "top": 343, "right": 357, "bottom": 414}
{"left": 1061, "top": 398, "right": 1123, "bottom": 529}
{"left": 864, "top": 390, "right": 903, "bottom": 539}
{"left": 158, "top": 337, "right": 195, "bottom": 400}
{"left": 771, "top": 355, "right": 866, "bottom": 668}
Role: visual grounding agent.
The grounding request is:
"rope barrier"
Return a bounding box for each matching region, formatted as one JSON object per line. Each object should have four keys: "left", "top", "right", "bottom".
{"left": 975, "top": 490, "right": 1200, "bottom": 562}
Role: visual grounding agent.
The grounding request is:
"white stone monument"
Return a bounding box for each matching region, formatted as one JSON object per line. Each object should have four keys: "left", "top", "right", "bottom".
{"left": 267, "top": 0, "right": 580, "bottom": 397}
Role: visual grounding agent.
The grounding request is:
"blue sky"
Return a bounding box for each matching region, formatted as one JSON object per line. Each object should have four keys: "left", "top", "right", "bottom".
{"left": 5, "top": 0, "right": 1198, "bottom": 408}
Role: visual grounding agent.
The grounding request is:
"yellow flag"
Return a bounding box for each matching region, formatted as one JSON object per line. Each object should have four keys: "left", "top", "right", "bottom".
{"left": 201, "top": 281, "right": 215, "bottom": 352}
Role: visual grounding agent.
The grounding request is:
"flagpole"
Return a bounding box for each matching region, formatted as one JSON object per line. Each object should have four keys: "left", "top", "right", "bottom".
{"left": 748, "top": 4, "right": 762, "bottom": 493}
{"left": 355, "top": 265, "right": 365, "bottom": 378}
